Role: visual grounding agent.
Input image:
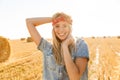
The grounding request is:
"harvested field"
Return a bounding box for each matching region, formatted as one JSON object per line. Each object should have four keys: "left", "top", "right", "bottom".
{"left": 0, "top": 37, "right": 120, "bottom": 80}
{"left": 85, "top": 37, "right": 120, "bottom": 80}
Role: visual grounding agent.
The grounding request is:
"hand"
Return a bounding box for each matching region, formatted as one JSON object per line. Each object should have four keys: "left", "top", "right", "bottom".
{"left": 61, "top": 34, "right": 74, "bottom": 47}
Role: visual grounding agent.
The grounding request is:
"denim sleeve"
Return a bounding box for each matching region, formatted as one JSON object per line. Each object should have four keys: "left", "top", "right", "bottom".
{"left": 37, "top": 38, "right": 52, "bottom": 53}
{"left": 75, "top": 39, "right": 89, "bottom": 60}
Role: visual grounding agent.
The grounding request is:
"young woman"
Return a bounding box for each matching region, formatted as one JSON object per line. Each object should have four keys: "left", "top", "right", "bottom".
{"left": 26, "top": 12, "right": 89, "bottom": 80}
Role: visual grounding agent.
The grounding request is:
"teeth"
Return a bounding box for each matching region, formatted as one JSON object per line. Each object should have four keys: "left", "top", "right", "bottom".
{"left": 59, "top": 33, "right": 65, "bottom": 36}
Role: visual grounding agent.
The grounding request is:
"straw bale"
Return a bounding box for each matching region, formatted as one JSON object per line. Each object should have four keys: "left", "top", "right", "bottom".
{"left": 0, "top": 36, "right": 10, "bottom": 62}
{"left": 27, "top": 37, "right": 33, "bottom": 42}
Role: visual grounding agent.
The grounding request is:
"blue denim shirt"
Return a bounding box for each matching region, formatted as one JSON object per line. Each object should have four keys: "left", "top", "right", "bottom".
{"left": 37, "top": 38, "right": 89, "bottom": 80}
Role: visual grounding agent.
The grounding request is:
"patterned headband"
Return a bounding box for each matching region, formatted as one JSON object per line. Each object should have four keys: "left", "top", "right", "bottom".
{"left": 52, "top": 16, "right": 66, "bottom": 25}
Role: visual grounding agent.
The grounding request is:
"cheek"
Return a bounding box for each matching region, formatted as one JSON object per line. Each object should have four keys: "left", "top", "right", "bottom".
{"left": 67, "top": 28, "right": 71, "bottom": 33}
{"left": 53, "top": 29, "right": 58, "bottom": 37}
{"left": 53, "top": 29, "right": 58, "bottom": 35}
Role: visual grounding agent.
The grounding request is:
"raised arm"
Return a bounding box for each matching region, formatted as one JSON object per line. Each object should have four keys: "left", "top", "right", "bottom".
{"left": 26, "top": 17, "right": 52, "bottom": 45}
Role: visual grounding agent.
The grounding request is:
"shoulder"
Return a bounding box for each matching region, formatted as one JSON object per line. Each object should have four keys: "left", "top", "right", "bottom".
{"left": 37, "top": 38, "right": 52, "bottom": 51}
{"left": 74, "top": 37, "right": 89, "bottom": 59}
{"left": 75, "top": 37, "right": 87, "bottom": 47}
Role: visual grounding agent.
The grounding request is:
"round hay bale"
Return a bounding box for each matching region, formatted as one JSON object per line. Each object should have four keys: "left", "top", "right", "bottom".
{"left": 0, "top": 36, "right": 10, "bottom": 62}
{"left": 20, "top": 38, "right": 26, "bottom": 41}
{"left": 27, "top": 37, "right": 33, "bottom": 42}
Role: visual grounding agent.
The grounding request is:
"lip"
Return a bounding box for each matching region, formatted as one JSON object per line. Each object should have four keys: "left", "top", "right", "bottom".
{"left": 57, "top": 33, "right": 67, "bottom": 40}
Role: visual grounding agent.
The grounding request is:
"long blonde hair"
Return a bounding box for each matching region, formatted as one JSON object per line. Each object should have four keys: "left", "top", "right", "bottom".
{"left": 52, "top": 12, "right": 74, "bottom": 64}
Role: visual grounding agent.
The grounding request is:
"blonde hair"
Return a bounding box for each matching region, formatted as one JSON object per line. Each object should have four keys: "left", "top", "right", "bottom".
{"left": 52, "top": 12, "right": 74, "bottom": 64}
{"left": 52, "top": 12, "right": 72, "bottom": 25}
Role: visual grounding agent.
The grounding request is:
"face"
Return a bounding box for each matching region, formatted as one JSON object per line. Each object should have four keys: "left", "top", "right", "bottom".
{"left": 53, "top": 21, "right": 71, "bottom": 41}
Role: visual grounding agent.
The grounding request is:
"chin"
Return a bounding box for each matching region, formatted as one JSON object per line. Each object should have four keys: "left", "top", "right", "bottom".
{"left": 59, "top": 37, "right": 67, "bottom": 41}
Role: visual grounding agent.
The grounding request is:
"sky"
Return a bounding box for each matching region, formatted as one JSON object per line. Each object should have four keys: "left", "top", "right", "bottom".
{"left": 0, "top": 0, "right": 120, "bottom": 39}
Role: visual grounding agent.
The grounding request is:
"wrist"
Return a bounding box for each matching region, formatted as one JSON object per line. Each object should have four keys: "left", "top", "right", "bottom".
{"left": 61, "top": 43, "right": 68, "bottom": 48}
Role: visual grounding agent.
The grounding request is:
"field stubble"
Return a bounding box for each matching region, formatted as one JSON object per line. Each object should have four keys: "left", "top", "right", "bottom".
{"left": 85, "top": 37, "right": 120, "bottom": 80}
{"left": 0, "top": 37, "right": 120, "bottom": 80}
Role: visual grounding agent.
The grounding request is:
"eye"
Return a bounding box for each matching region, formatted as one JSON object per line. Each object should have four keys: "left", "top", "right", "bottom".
{"left": 54, "top": 25, "right": 60, "bottom": 29}
{"left": 63, "top": 24, "right": 67, "bottom": 28}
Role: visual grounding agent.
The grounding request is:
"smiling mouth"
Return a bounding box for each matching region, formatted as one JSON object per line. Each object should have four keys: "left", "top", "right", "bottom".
{"left": 59, "top": 33, "right": 65, "bottom": 36}
{"left": 58, "top": 33, "right": 67, "bottom": 37}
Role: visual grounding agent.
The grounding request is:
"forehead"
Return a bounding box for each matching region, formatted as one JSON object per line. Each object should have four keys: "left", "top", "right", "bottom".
{"left": 53, "top": 21, "right": 69, "bottom": 26}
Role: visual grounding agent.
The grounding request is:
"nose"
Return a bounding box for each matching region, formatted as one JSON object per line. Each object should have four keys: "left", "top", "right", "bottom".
{"left": 58, "top": 26, "right": 65, "bottom": 33}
